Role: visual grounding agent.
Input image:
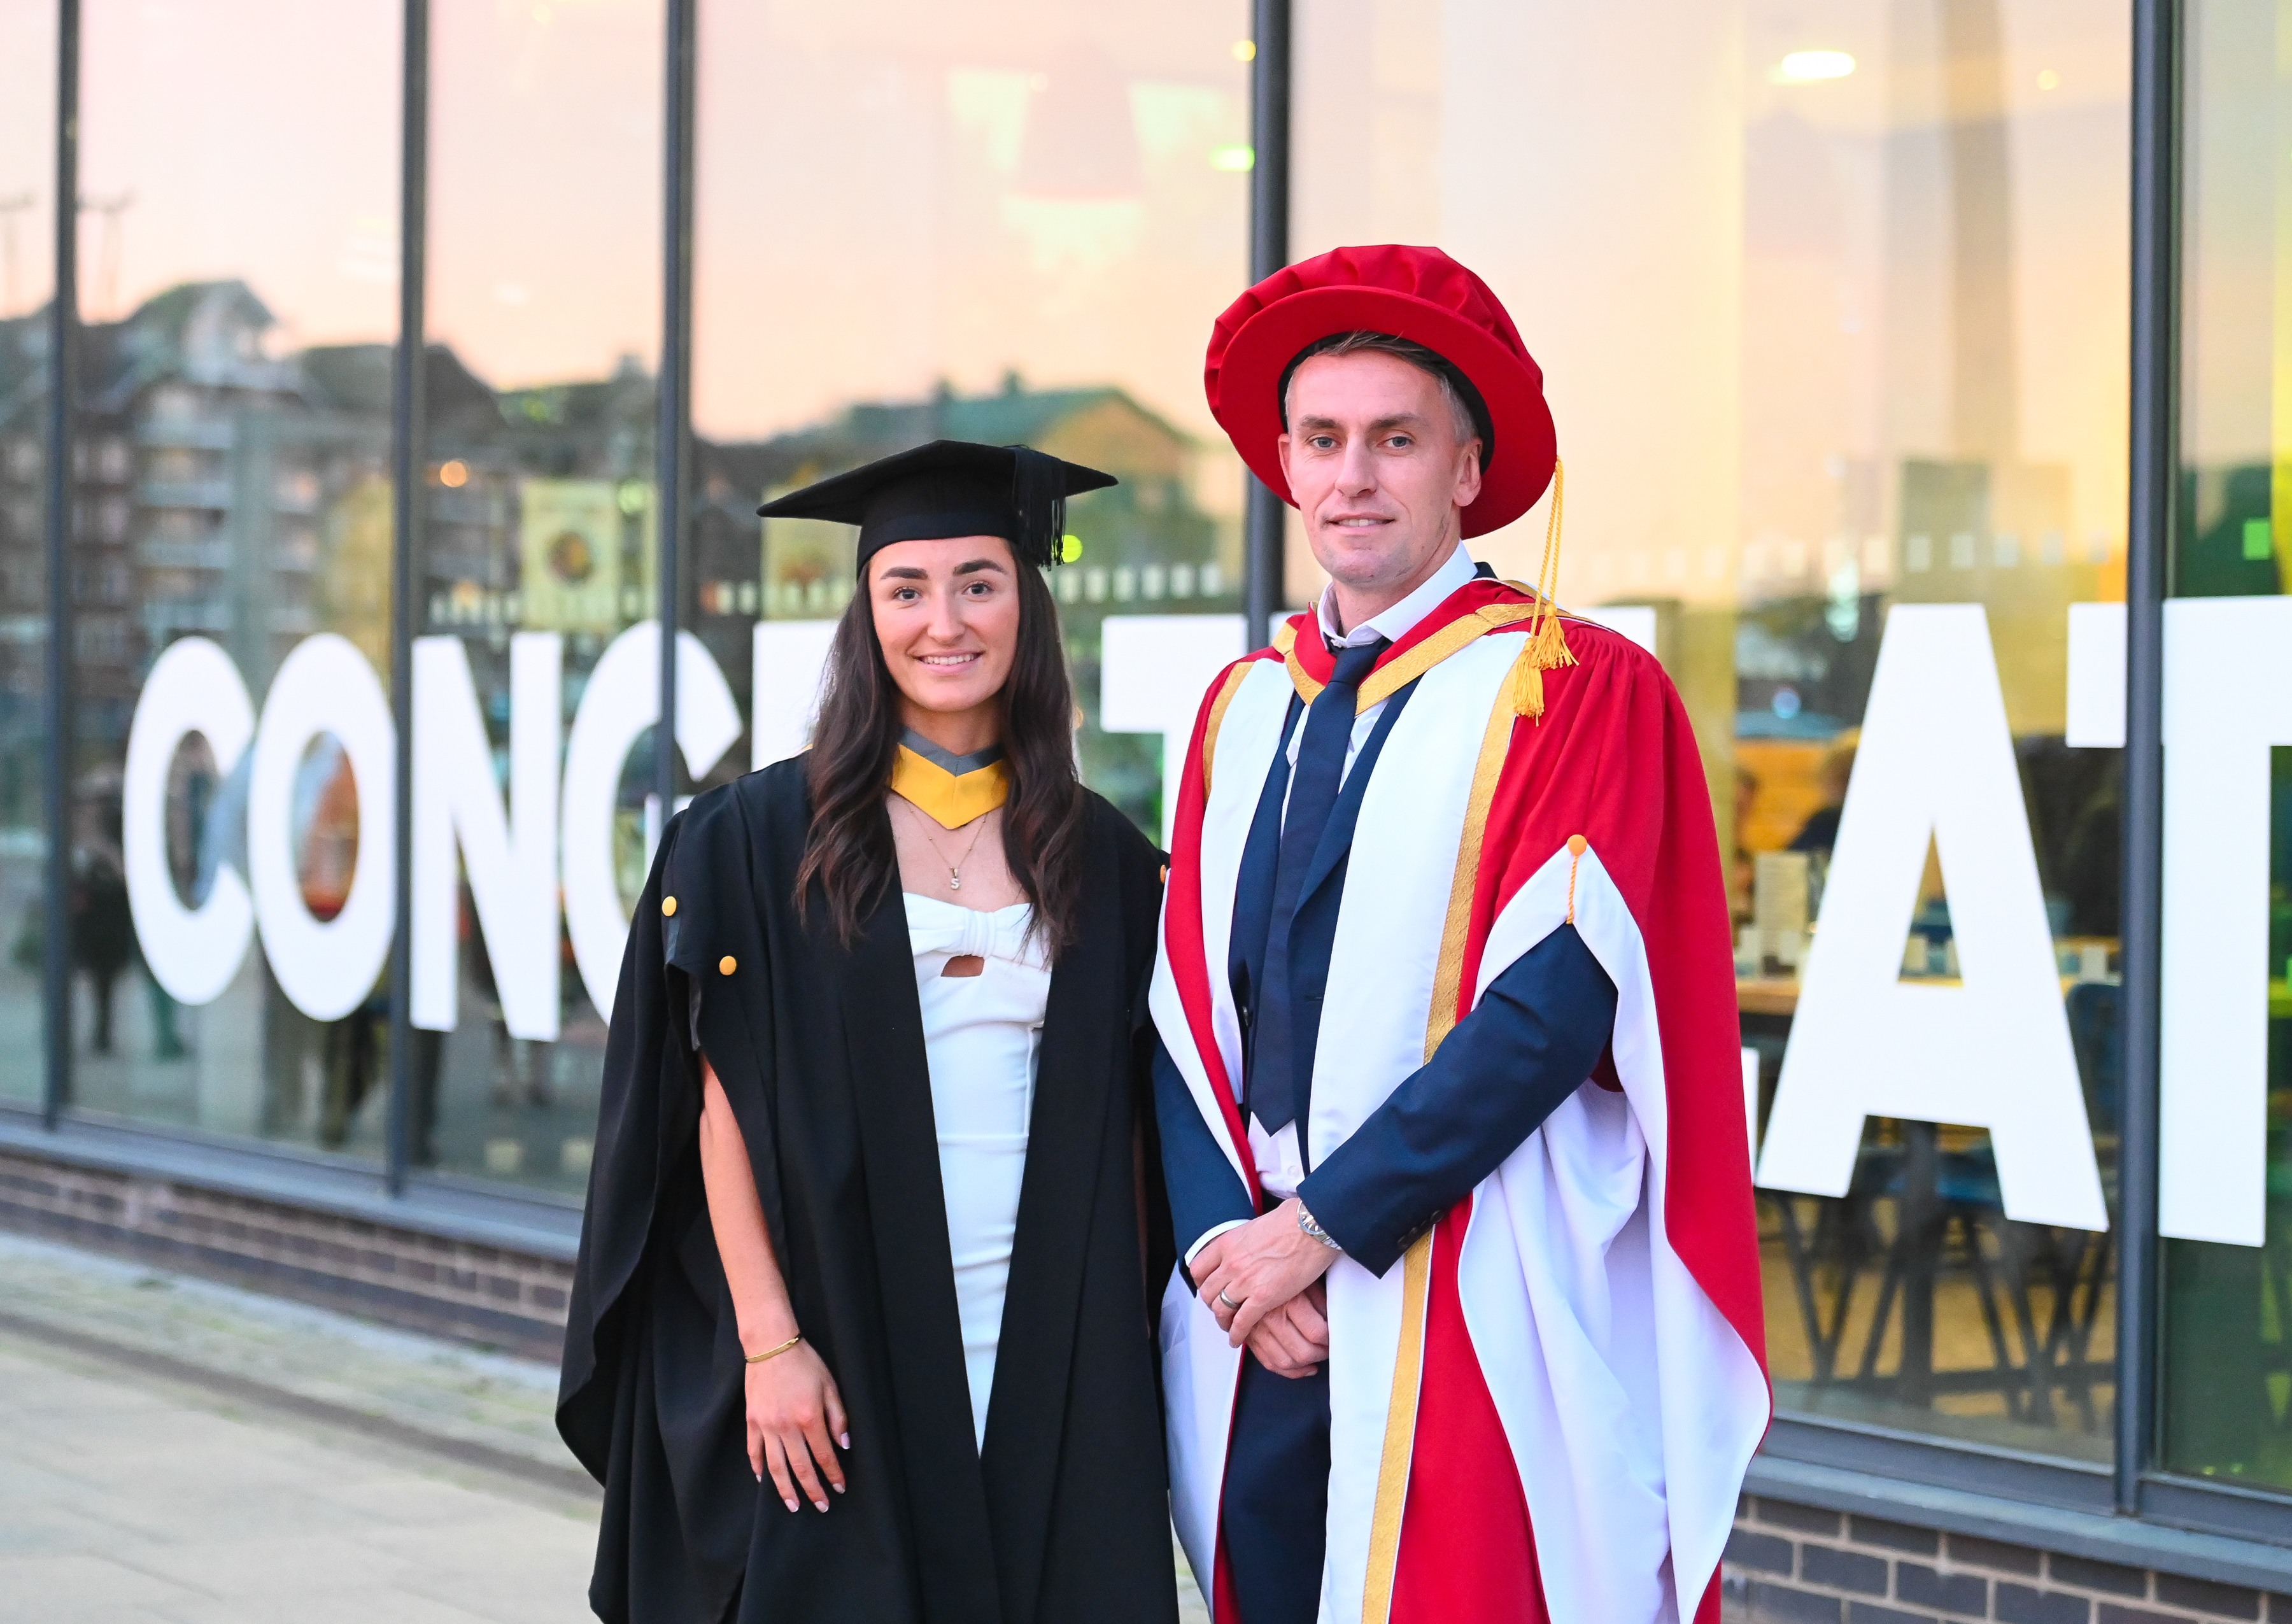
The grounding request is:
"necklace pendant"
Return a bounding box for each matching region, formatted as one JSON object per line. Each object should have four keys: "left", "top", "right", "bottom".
{"left": 948, "top": 872, "right": 962, "bottom": 891}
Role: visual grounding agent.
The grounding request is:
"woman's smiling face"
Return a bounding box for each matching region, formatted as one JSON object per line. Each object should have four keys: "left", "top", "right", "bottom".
{"left": 867, "top": 533, "right": 1023, "bottom": 726}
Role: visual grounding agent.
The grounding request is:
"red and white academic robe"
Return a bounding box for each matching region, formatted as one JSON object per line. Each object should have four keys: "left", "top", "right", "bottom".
{"left": 1151, "top": 580, "right": 1771, "bottom": 1623}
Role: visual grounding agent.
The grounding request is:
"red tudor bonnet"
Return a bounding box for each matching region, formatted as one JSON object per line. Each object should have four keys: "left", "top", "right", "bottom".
{"left": 1203, "top": 244, "right": 1558, "bottom": 538}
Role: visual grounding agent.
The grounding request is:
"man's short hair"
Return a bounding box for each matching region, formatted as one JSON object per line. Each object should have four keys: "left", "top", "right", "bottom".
{"left": 1278, "top": 330, "right": 1495, "bottom": 469}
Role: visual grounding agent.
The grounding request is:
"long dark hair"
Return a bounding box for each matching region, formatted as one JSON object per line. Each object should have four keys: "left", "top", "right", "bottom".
{"left": 795, "top": 556, "right": 1089, "bottom": 951}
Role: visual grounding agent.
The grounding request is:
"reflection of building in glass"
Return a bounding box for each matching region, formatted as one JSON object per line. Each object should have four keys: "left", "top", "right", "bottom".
{"left": 0, "top": 279, "right": 391, "bottom": 754}
{"left": 0, "top": 280, "right": 675, "bottom": 1177}
{"left": 2181, "top": 462, "right": 2284, "bottom": 598}
{"left": 2, "top": 287, "right": 1245, "bottom": 1162}
{"left": 0, "top": 281, "right": 400, "bottom": 1152}
{"left": 697, "top": 373, "right": 1239, "bottom": 828}
{"left": 707, "top": 373, "right": 1230, "bottom": 620}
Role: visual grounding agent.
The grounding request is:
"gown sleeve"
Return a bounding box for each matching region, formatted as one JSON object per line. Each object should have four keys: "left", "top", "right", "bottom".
{"left": 555, "top": 810, "right": 697, "bottom": 1482}
{"left": 1296, "top": 922, "right": 1617, "bottom": 1277}
{"left": 1153, "top": 1034, "right": 1257, "bottom": 1262}
{"left": 552, "top": 779, "right": 779, "bottom": 1475}
{"left": 558, "top": 779, "right": 804, "bottom": 1624}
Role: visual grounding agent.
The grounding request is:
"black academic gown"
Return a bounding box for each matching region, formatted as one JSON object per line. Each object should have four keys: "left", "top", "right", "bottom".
{"left": 558, "top": 759, "right": 1178, "bottom": 1624}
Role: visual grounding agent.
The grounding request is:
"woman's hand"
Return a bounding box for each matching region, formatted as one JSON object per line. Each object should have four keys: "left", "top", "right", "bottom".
{"left": 746, "top": 1340, "right": 850, "bottom": 1513}
{"left": 700, "top": 1062, "right": 847, "bottom": 1513}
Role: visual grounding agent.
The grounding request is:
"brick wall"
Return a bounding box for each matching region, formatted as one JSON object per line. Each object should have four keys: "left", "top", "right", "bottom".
{"left": 0, "top": 1148, "right": 574, "bottom": 1359}
{"left": 1727, "top": 1496, "right": 2290, "bottom": 1624}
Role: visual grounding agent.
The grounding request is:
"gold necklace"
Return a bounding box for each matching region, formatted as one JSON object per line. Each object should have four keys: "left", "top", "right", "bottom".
{"left": 900, "top": 796, "right": 993, "bottom": 891}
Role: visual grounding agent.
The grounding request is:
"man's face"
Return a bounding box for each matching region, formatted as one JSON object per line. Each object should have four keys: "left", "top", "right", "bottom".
{"left": 1277, "top": 349, "right": 1484, "bottom": 601}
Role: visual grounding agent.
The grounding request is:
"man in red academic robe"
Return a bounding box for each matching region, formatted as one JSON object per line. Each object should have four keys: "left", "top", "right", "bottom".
{"left": 1151, "top": 244, "right": 1770, "bottom": 1623}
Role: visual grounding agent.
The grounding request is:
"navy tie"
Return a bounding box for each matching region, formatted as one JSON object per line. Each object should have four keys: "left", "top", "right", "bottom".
{"left": 1247, "top": 637, "right": 1387, "bottom": 1135}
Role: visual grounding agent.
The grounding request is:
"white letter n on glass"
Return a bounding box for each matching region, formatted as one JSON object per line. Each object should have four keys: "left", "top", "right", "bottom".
{"left": 411, "top": 633, "right": 563, "bottom": 1041}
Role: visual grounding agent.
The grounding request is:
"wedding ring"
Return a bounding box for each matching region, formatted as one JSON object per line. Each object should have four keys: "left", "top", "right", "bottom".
{"left": 1217, "top": 1289, "right": 1242, "bottom": 1309}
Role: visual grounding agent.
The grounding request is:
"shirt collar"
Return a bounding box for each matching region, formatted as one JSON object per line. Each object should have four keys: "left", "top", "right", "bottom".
{"left": 1315, "top": 541, "right": 1479, "bottom": 649}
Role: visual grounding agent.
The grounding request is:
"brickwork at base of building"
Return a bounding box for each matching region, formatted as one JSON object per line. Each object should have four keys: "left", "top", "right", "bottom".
{"left": 1727, "top": 1496, "right": 2292, "bottom": 1624}
{"left": 0, "top": 1148, "right": 572, "bottom": 1360}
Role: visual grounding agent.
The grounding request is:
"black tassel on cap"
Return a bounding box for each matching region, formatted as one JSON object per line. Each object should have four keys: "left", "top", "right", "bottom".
{"left": 1008, "top": 444, "right": 1067, "bottom": 570}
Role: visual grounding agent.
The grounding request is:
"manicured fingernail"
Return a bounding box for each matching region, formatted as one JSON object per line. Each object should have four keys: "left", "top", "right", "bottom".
{"left": 831, "top": 1481, "right": 845, "bottom": 1493}
{"left": 814, "top": 1500, "right": 828, "bottom": 1512}
{"left": 784, "top": 1497, "right": 799, "bottom": 1512}
{"left": 839, "top": 1432, "right": 851, "bottom": 1449}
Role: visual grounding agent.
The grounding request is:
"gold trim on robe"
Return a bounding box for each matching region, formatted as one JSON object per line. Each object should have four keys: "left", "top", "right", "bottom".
{"left": 1360, "top": 681, "right": 1520, "bottom": 1624}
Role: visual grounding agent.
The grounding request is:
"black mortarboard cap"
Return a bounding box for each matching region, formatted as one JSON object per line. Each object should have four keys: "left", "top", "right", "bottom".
{"left": 755, "top": 439, "right": 1117, "bottom": 574}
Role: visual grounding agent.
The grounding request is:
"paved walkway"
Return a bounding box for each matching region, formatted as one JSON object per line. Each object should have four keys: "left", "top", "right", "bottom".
{"left": 0, "top": 1234, "right": 595, "bottom": 1623}
{"left": 0, "top": 1233, "right": 1208, "bottom": 1623}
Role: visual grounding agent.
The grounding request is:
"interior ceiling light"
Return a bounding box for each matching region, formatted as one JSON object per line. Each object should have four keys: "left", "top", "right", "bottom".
{"left": 1773, "top": 50, "right": 1857, "bottom": 83}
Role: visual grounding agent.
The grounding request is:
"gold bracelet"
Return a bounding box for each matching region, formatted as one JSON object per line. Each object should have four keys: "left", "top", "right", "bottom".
{"left": 744, "top": 1333, "right": 802, "bottom": 1365}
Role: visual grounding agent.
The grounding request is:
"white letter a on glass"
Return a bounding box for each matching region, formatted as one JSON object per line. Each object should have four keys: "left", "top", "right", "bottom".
{"left": 1756, "top": 604, "right": 2107, "bottom": 1231}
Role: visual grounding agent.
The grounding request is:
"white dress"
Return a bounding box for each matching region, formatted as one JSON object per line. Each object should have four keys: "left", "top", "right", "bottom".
{"left": 902, "top": 892, "right": 1051, "bottom": 1450}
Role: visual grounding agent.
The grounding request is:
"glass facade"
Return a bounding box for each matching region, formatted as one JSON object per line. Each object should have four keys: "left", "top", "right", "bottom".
{"left": 1297, "top": 0, "right": 2130, "bottom": 1464}
{"left": 0, "top": 0, "right": 51, "bottom": 1109}
{"left": 2163, "top": 0, "right": 2292, "bottom": 1492}
{"left": 416, "top": 0, "right": 663, "bottom": 1195}
{"left": 1738, "top": 0, "right": 2130, "bottom": 1465}
{"left": 691, "top": 0, "right": 1250, "bottom": 837}
{"left": 62, "top": 0, "right": 398, "bottom": 1152}
{"left": 7, "top": 0, "right": 2286, "bottom": 1540}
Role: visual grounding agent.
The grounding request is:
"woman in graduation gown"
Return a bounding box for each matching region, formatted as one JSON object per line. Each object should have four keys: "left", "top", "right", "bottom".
{"left": 557, "top": 441, "right": 1180, "bottom": 1624}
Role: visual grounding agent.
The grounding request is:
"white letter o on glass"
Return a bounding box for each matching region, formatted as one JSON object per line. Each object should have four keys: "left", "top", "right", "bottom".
{"left": 247, "top": 634, "right": 397, "bottom": 1021}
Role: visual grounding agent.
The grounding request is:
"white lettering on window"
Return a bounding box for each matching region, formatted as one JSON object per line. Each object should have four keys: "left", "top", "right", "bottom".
{"left": 1099, "top": 614, "right": 1247, "bottom": 847}
{"left": 2064, "top": 601, "right": 2126, "bottom": 749}
{"left": 2159, "top": 597, "right": 2292, "bottom": 1245}
{"left": 1756, "top": 604, "right": 2107, "bottom": 1231}
{"left": 561, "top": 622, "right": 742, "bottom": 1022}
{"left": 245, "top": 633, "right": 398, "bottom": 1022}
{"left": 411, "top": 633, "right": 563, "bottom": 1040}
{"left": 749, "top": 619, "right": 837, "bottom": 771}
{"left": 122, "top": 637, "right": 257, "bottom": 1006}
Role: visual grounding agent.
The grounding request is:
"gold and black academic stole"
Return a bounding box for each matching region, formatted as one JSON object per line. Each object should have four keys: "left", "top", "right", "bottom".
{"left": 888, "top": 729, "right": 1010, "bottom": 830}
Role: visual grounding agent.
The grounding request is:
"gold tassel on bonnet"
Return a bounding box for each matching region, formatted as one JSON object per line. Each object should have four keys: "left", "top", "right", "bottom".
{"left": 1508, "top": 458, "right": 1576, "bottom": 720}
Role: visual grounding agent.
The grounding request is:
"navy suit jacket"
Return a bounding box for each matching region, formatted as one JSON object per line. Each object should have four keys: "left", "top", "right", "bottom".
{"left": 1156, "top": 677, "right": 1618, "bottom": 1280}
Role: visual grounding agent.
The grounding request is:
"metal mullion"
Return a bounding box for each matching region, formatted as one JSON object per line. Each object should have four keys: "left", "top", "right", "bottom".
{"left": 386, "top": 0, "right": 429, "bottom": 1197}
{"left": 655, "top": 0, "right": 695, "bottom": 819}
{"left": 1241, "top": 0, "right": 1291, "bottom": 649}
{"left": 2117, "top": 0, "right": 2180, "bottom": 1518}
{"left": 41, "top": 0, "right": 80, "bottom": 1130}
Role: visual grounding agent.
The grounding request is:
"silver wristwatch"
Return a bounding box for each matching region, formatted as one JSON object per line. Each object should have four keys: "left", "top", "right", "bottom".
{"left": 1297, "top": 1202, "right": 1340, "bottom": 1250}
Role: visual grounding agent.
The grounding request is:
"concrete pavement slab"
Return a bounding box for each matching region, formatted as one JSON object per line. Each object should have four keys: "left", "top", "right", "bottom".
{"left": 0, "top": 1231, "right": 1209, "bottom": 1623}
{"left": 0, "top": 1551, "right": 206, "bottom": 1617}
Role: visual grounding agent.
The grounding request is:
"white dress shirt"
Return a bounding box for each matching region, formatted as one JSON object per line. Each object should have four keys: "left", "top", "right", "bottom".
{"left": 1188, "top": 542, "right": 1480, "bottom": 1260}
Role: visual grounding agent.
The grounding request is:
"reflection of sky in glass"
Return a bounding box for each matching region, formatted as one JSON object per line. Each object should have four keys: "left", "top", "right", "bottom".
{"left": 692, "top": 3, "right": 1251, "bottom": 445}
{"left": 78, "top": 0, "right": 398, "bottom": 344}
{"left": 62, "top": 0, "right": 1252, "bottom": 453}
{"left": 0, "top": 1, "right": 56, "bottom": 320}
{"left": 428, "top": 0, "right": 664, "bottom": 390}
{"left": 1292, "top": 0, "right": 2130, "bottom": 614}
